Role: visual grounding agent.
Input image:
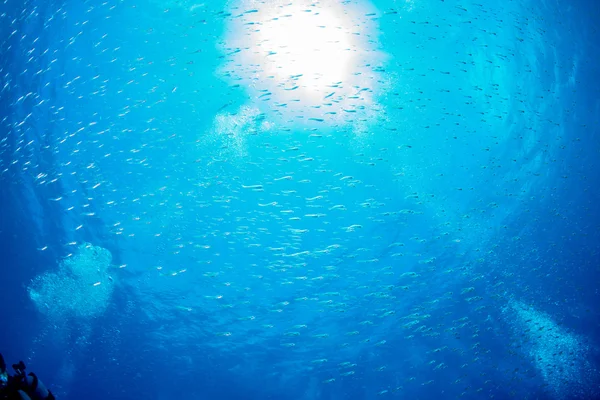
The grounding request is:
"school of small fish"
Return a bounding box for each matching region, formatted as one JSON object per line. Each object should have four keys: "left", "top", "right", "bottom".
{"left": 1, "top": 0, "right": 597, "bottom": 398}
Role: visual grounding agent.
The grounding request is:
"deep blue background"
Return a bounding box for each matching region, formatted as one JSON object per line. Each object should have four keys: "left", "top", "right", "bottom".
{"left": 1, "top": 0, "right": 600, "bottom": 399}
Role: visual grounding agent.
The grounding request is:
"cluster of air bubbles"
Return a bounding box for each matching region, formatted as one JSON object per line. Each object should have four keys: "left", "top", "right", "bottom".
{"left": 504, "top": 299, "right": 595, "bottom": 399}
{"left": 28, "top": 243, "right": 114, "bottom": 320}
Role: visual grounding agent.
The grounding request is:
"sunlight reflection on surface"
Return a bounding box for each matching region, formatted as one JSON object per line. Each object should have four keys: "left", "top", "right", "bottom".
{"left": 254, "top": 5, "right": 353, "bottom": 94}
{"left": 220, "top": 0, "right": 387, "bottom": 127}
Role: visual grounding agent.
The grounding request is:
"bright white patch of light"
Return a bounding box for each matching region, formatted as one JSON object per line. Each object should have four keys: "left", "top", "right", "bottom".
{"left": 219, "top": 0, "right": 387, "bottom": 127}
{"left": 254, "top": 7, "right": 353, "bottom": 94}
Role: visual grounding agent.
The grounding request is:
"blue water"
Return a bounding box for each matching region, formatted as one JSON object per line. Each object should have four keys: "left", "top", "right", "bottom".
{"left": 1, "top": 0, "right": 599, "bottom": 399}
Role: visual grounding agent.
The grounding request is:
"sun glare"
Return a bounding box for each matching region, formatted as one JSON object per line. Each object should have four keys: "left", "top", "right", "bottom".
{"left": 254, "top": 6, "right": 353, "bottom": 93}
{"left": 220, "top": 0, "right": 384, "bottom": 128}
